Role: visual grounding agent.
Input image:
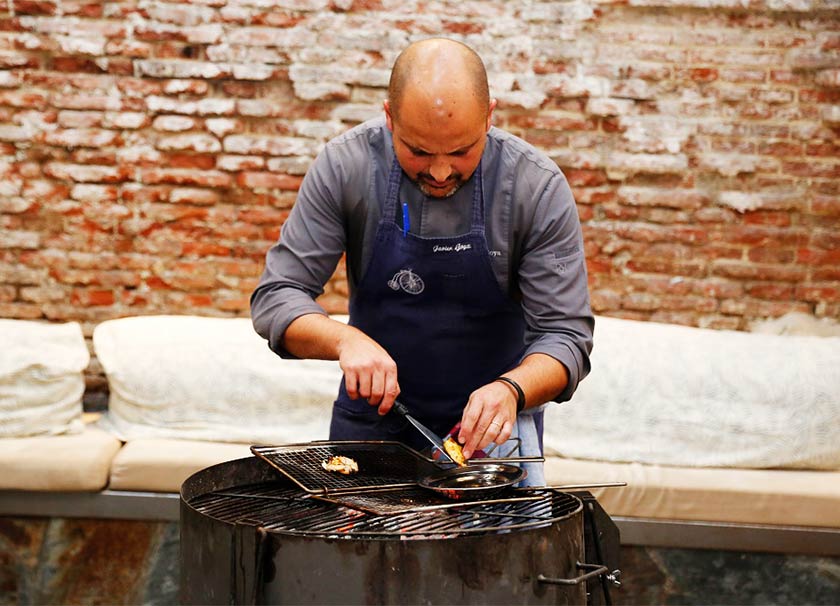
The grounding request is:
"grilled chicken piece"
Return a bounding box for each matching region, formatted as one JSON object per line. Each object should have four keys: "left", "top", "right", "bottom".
{"left": 321, "top": 455, "right": 359, "bottom": 475}
{"left": 443, "top": 437, "right": 467, "bottom": 467}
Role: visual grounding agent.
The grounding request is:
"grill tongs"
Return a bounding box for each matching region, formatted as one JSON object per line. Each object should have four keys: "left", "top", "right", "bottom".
{"left": 391, "top": 400, "right": 542, "bottom": 466}
{"left": 391, "top": 400, "right": 464, "bottom": 466}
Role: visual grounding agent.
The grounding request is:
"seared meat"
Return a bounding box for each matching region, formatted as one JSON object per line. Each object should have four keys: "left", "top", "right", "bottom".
{"left": 443, "top": 437, "right": 467, "bottom": 466}
{"left": 321, "top": 455, "right": 359, "bottom": 475}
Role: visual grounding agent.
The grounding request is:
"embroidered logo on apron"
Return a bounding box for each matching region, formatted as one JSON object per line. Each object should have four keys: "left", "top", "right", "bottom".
{"left": 387, "top": 269, "right": 425, "bottom": 295}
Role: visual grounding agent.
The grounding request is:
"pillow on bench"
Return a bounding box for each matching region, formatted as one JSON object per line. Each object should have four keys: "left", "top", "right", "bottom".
{"left": 93, "top": 315, "right": 341, "bottom": 444}
{"left": 0, "top": 319, "right": 88, "bottom": 437}
{"left": 544, "top": 316, "right": 840, "bottom": 470}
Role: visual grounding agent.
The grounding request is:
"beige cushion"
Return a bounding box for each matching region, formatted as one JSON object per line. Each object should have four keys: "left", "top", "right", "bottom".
{"left": 108, "top": 438, "right": 253, "bottom": 493}
{"left": 0, "top": 319, "right": 89, "bottom": 437}
{"left": 0, "top": 420, "right": 121, "bottom": 491}
{"left": 545, "top": 456, "right": 840, "bottom": 528}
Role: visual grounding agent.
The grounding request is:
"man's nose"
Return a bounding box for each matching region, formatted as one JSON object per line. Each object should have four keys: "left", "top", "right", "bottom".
{"left": 429, "top": 158, "right": 452, "bottom": 182}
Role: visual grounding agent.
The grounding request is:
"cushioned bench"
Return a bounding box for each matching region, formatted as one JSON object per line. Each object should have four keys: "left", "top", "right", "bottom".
{"left": 2, "top": 314, "right": 839, "bottom": 556}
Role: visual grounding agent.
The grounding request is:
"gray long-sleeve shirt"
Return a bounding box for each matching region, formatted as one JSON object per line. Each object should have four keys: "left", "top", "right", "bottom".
{"left": 251, "top": 117, "right": 594, "bottom": 403}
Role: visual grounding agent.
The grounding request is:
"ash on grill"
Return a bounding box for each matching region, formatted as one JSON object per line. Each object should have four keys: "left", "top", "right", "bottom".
{"left": 181, "top": 447, "right": 621, "bottom": 605}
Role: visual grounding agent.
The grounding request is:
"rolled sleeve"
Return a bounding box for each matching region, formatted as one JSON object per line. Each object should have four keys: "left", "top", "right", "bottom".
{"left": 517, "top": 173, "right": 594, "bottom": 402}
{"left": 250, "top": 146, "right": 347, "bottom": 358}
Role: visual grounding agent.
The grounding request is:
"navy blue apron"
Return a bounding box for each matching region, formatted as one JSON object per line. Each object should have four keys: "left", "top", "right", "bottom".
{"left": 330, "top": 157, "right": 543, "bottom": 455}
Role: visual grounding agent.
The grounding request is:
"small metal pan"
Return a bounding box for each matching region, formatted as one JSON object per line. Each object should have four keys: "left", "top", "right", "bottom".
{"left": 418, "top": 463, "right": 527, "bottom": 500}
{"left": 419, "top": 464, "right": 627, "bottom": 501}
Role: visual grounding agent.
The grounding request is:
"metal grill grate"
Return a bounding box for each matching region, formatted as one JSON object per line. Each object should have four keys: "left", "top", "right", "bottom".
{"left": 312, "top": 487, "right": 545, "bottom": 515}
{"left": 251, "top": 441, "right": 440, "bottom": 494}
{"left": 187, "top": 483, "right": 581, "bottom": 539}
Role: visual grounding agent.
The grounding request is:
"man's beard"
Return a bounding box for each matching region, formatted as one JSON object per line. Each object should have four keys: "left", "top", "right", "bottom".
{"left": 414, "top": 173, "right": 464, "bottom": 198}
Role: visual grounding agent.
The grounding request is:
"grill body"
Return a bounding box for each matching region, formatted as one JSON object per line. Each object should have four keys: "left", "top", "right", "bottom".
{"left": 181, "top": 456, "right": 591, "bottom": 605}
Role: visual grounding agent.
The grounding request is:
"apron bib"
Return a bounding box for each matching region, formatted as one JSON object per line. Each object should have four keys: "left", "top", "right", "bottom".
{"left": 330, "top": 158, "right": 545, "bottom": 484}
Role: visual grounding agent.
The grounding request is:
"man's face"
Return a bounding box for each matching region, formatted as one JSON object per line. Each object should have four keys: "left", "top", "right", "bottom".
{"left": 385, "top": 95, "right": 495, "bottom": 198}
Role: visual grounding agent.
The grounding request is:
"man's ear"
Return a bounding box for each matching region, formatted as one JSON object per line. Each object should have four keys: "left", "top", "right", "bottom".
{"left": 486, "top": 98, "right": 497, "bottom": 131}
{"left": 384, "top": 99, "right": 394, "bottom": 132}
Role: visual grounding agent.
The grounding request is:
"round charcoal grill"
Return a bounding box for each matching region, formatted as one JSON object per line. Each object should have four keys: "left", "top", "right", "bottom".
{"left": 181, "top": 452, "right": 618, "bottom": 605}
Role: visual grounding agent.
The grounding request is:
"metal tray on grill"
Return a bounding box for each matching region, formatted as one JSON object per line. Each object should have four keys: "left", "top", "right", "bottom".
{"left": 251, "top": 441, "right": 443, "bottom": 495}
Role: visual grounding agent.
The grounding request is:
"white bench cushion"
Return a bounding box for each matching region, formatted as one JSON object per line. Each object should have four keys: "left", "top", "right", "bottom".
{"left": 93, "top": 315, "right": 338, "bottom": 444}
{"left": 544, "top": 316, "right": 840, "bottom": 470}
{"left": 0, "top": 320, "right": 88, "bottom": 437}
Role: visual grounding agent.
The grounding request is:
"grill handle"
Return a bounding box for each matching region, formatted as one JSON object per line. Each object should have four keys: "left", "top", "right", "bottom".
{"left": 537, "top": 562, "right": 609, "bottom": 586}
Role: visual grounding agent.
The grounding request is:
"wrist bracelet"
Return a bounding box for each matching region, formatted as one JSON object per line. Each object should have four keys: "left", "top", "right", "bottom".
{"left": 495, "top": 377, "right": 526, "bottom": 413}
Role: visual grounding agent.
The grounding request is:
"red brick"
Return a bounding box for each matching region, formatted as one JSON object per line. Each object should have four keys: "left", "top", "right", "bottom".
{"left": 140, "top": 168, "right": 231, "bottom": 187}
{"left": 797, "top": 248, "right": 840, "bottom": 266}
{"left": 690, "top": 68, "right": 718, "bottom": 82}
{"left": 182, "top": 241, "right": 231, "bottom": 256}
{"left": 796, "top": 284, "right": 840, "bottom": 302}
{"left": 236, "top": 172, "right": 303, "bottom": 190}
{"left": 747, "top": 283, "right": 795, "bottom": 299}
{"left": 71, "top": 288, "right": 115, "bottom": 306}
{"left": 743, "top": 211, "right": 792, "bottom": 227}
{"left": 712, "top": 260, "right": 806, "bottom": 282}
{"left": 747, "top": 247, "right": 795, "bottom": 264}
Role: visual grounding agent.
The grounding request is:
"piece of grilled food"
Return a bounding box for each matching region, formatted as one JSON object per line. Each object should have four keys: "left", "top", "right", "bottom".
{"left": 321, "top": 455, "right": 359, "bottom": 475}
{"left": 443, "top": 437, "right": 467, "bottom": 467}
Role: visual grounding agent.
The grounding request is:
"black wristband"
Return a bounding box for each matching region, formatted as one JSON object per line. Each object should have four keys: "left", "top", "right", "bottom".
{"left": 495, "top": 377, "right": 526, "bottom": 413}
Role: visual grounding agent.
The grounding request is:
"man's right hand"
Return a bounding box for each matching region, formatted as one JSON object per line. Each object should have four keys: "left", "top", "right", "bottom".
{"left": 282, "top": 314, "right": 400, "bottom": 415}
{"left": 337, "top": 329, "right": 400, "bottom": 415}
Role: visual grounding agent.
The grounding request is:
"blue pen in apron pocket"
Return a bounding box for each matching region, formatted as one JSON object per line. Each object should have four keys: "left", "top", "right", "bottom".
{"left": 401, "top": 201, "right": 410, "bottom": 237}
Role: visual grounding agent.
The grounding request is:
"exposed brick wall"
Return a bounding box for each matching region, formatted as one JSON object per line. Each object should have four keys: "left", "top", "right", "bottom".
{"left": 0, "top": 1, "right": 837, "bottom": 396}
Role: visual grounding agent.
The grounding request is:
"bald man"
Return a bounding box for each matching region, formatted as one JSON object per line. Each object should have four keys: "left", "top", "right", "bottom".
{"left": 251, "top": 38, "right": 593, "bottom": 485}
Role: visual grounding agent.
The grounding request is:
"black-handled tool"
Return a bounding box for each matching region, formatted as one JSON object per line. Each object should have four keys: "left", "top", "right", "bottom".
{"left": 391, "top": 400, "right": 456, "bottom": 464}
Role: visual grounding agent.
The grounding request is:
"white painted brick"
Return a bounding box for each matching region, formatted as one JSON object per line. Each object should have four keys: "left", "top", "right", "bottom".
{"left": 183, "top": 24, "right": 225, "bottom": 44}
{"left": 163, "top": 80, "right": 210, "bottom": 95}
{"left": 56, "top": 35, "right": 106, "bottom": 56}
{"left": 237, "top": 100, "right": 276, "bottom": 117}
{"left": 103, "top": 112, "right": 148, "bottom": 129}
{"left": 698, "top": 154, "right": 762, "bottom": 177}
{"left": 137, "top": 60, "right": 227, "bottom": 79}
{"left": 291, "top": 120, "right": 346, "bottom": 140}
{"left": 152, "top": 115, "right": 198, "bottom": 132}
{"left": 0, "top": 71, "right": 21, "bottom": 87}
{"left": 0, "top": 230, "right": 39, "bottom": 249}
{"left": 117, "top": 144, "right": 163, "bottom": 164}
{"left": 146, "top": 96, "right": 236, "bottom": 116}
{"left": 223, "top": 134, "right": 315, "bottom": 156}
{"left": 815, "top": 69, "right": 840, "bottom": 88}
{"left": 606, "top": 152, "right": 688, "bottom": 179}
{"left": 292, "top": 80, "right": 351, "bottom": 101}
{"left": 145, "top": 3, "right": 218, "bottom": 26}
{"left": 331, "top": 103, "right": 383, "bottom": 123}
{"left": 217, "top": 155, "right": 265, "bottom": 171}
{"left": 587, "top": 98, "right": 636, "bottom": 117}
{"left": 0, "top": 178, "right": 22, "bottom": 196}
{"left": 266, "top": 157, "right": 314, "bottom": 175}
{"left": 231, "top": 64, "right": 275, "bottom": 81}
{"left": 0, "top": 124, "right": 31, "bottom": 141}
{"left": 156, "top": 133, "right": 222, "bottom": 153}
{"left": 496, "top": 90, "right": 547, "bottom": 110}
{"left": 71, "top": 184, "right": 118, "bottom": 203}
{"left": 620, "top": 117, "right": 695, "bottom": 154}
{"left": 205, "top": 118, "right": 241, "bottom": 138}
{"left": 820, "top": 104, "right": 840, "bottom": 124}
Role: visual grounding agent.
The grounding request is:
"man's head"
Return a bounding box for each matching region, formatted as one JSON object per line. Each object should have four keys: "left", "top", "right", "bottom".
{"left": 385, "top": 38, "right": 496, "bottom": 198}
